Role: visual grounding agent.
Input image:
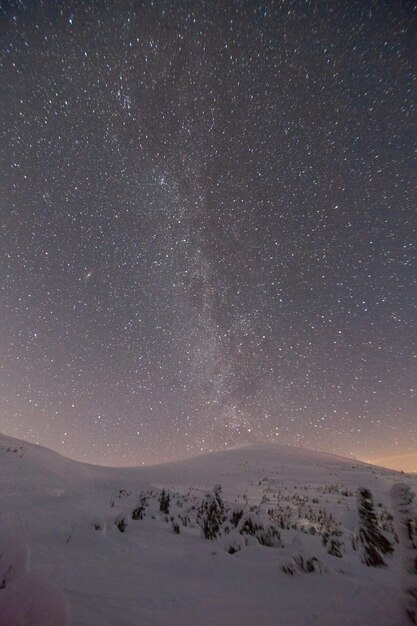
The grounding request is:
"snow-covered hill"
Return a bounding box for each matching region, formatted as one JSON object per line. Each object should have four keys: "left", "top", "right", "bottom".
{"left": 0, "top": 434, "right": 416, "bottom": 626}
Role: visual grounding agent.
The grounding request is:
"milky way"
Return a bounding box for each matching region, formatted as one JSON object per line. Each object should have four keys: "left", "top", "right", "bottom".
{"left": 0, "top": 1, "right": 415, "bottom": 465}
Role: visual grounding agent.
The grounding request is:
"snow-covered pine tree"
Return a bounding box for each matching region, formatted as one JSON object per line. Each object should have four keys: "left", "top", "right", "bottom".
{"left": 198, "top": 484, "right": 226, "bottom": 540}
{"left": 358, "top": 488, "right": 393, "bottom": 566}
{"left": 159, "top": 489, "right": 170, "bottom": 514}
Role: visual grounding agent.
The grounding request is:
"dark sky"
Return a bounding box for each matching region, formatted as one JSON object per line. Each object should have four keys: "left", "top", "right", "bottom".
{"left": 0, "top": 0, "right": 415, "bottom": 466}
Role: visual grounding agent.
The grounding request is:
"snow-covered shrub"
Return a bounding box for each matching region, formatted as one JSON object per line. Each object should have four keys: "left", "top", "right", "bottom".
{"left": 178, "top": 512, "right": 191, "bottom": 527}
{"left": 256, "top": 523, "right": 281, "bottom": 548}
{"left": 132, "top": 493, "right": 149, "bottom": 520}
{"left": 322, "top": 523, "right": 344, "bottom": 558}
{"left": 268, "top": 506, "right": 292, "bottom": 530}
{"left": 93, "top": 520, "right": 106, "bottom": 533}
{"left": 281, "top": 561, "right": 297, "bottom": 575}
{"left": 237, "top": 512, "right": 281, "bottom": 547}
{"left": 228, "top": 506, "right": 244, "bottom": 529}
{"left": 282, "top": 555, "right": 322, "bottom": 575}
{"left": 224, "top": 530, "right": 245, "bottom": 555}
{"left": 168, "top": 515, "right": 180, "bottom": 534}
{"left": 327, "top": 537, "right": 343, "bottom": 558}
{"left": 115, "top": 514, "right": 128, "bottom": 533}
{"left": 238, "top": 513, "right": 263, "bottom": 537}
{"left": 296, "top": 555, "right": 322, "bottom": 573}
{"left": 117, "top": 489, "right": 131, "bottom": 498}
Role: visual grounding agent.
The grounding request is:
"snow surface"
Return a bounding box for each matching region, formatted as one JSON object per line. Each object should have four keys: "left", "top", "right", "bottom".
{"left": 0, "top": 433, "right": 416, "bottom": 626}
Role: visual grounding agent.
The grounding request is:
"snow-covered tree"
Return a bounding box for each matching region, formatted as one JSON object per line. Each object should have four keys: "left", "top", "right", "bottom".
{"left": 159, "top": 489, "right": 170, "bottom": 514}
{"left": 358, "top": 488, "right": 393, "bottom": 566}
{"left": 198, "top": 484, "right": 225, "bottom": 540}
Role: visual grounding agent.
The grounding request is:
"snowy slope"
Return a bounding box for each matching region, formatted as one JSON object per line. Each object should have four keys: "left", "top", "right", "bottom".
{"left": 0, "top": 434, "right": 416, "bottom": 626}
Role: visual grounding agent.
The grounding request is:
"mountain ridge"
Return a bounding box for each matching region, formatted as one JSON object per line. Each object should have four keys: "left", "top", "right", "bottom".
{"left": 0, "top": 432, "right": 416, "bottom": 625}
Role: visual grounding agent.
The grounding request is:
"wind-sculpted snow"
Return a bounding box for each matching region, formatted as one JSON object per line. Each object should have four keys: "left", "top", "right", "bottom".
{"left": 0, "top": 574, "right": 70, "bottom": 626}
{"left": 0, "top": 434, "right": 416, "bottom": 625}
{"left": 0, "top": 530, "right": 69, "bottom": 626}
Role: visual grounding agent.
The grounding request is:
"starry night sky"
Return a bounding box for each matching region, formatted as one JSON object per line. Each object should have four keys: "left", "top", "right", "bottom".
{"left": 0, "top": 0, "right": 415, "bottom": 466}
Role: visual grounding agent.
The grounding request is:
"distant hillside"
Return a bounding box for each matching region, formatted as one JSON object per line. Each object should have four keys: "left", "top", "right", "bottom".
{"left": 367, "top": 452, "right": 417, "bottom": 474}
{"left": 0, "top": 434, "right": 416, "bottom": 626}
